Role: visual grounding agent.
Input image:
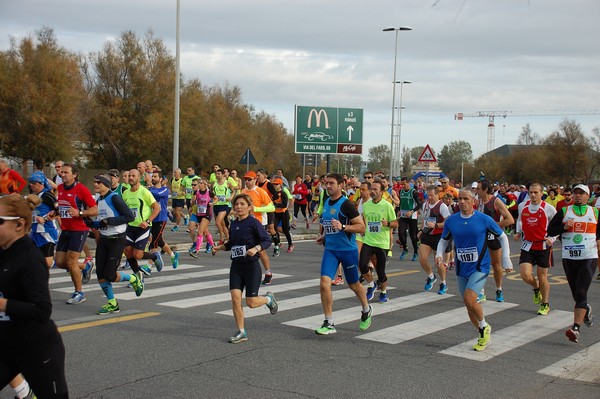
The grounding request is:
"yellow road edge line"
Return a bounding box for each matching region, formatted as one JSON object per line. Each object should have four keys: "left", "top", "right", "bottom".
{"left": 387, "top": 270, "right": 421, "bottom": 277}
{"left": 58, "top": 312, "right": 161, "bottom": 333}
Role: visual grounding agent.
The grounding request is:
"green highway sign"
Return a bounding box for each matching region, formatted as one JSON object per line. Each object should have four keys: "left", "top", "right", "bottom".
{"left": 295, "top": 106, "right": 363, "bottom": 154}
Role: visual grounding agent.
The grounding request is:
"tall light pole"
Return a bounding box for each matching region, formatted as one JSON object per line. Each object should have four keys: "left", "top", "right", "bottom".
{"left": 395, "top": 80, "right": 411, "bottom": 177}
{"left": 173, "top": 0, "right": 181, "bottom": 172}
{"left": 383, "top": 26, "right": 412, "bottom": 178}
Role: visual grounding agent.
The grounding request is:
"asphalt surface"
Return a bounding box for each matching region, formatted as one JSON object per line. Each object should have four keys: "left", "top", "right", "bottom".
{"left": 3, "top": 224, "right": 600, "bottom": 399}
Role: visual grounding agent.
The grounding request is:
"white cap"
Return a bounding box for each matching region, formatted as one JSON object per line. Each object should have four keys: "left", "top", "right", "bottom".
{"left": 573, "top": 184, "right": 590, "bottom": 195}
{"left": 471, "top": 182, "right": 478, "bottom": 188}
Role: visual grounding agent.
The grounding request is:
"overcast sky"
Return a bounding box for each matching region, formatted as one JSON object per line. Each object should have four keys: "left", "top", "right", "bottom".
{"left": 2, "top": 0, "right": 599, "bottom": 159}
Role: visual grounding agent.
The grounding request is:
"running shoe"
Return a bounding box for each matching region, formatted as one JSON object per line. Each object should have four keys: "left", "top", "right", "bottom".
{"left": 287, "top": 244, "right": 294, "bottom": 253}
{"left": 291, "top": 223, "right": 297, "bottom": 229}
{"left": 424, "top": 275, "right": 437, "bottom": 291}
{"left": 66, "top": 291, "right": 86, "bottom": 305}
{"left": 379, "top": 292, "right": 389, "bottom": 303}
{"left": 272, "top": 246, "right": 281, "bottom": 257}
{"left": 366, "top": 285, "right": 376, "bottom": 301}
{"left": 140, "top": 265, "right": 152, "bottom": 276}
{"left": 229, "top": 330, "right": 248, "bottom": 344}
{"left": 218, "top": 240, "right": 224, "bottom": 245}
{"left": 438, "top": 282, "right": 448, "bottom": 295}
{"left": 183, "top": 215, "right": 189, "bottom": 226}
{"left": 448, "top": 261, "right": 454, "bottom": 270}
{"left": 97, "top": 302, "right": 120, "bottom": 315}
{"left": 477, "top": 293, "right": 487, "bottom": 303}
{"left": 205, "top": 244, "right": 213, "bottom": 254}
{"left": 82, "top": 260, "right": 94, "bottom": 284}
{"left": 171, "top": 225, "right": 179, "bottom": 232}
{"left": 565, "top": 328, "right": 579, "bottom": 343}
{"left": 265, "top": 292, "right": 278, "bottom": 315}
{"left": 584, "top": 305, "right": 594, "bottom": 327}
{"left": 188, "top": 244, "right": 198, "bottom": 258}
{"left": 495, "top": 289, "right": 505, "bottom": 303}
{"left": 131, "top": 274, "right": 144, "bottom": 297}
{"left": 537, "top": 303, "right": 550, "bottom": 315}
{"left": 399, "top": 250, "right": 408, "bottom": 260}
{"left": 315, "top": 320, "right": 336, "bottom": 335}
{"left": 262, "top": 273, "right": 273, "bottom": 285}
{"left": 473, "top": 324, "right": 491, "bottom": 351}
{"left": 121, "top": 259, "right": 131, "bottom": 270}
{"left": 332, "top": 276, "right": 344, "bottom": 286}
{"left": 154, "top": 254, "right": 164, "bottom": 272}
{"left": 171, "top": 252, "right": 179, "bottom": 269}
{"left": 411, "top": 253, "right": 418, "bottom": 261}
{"left": 359, "top": 305, "right": 373, "bottom": 331}
{"left": 533, "top": 288, "right": 541, "bottom": 304}
{"left": 306, "top": 220, "right": 310, "bottom": 229}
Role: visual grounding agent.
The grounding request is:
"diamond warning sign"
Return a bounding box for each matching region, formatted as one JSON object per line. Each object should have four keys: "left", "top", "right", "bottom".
{"left": 418, "top": 144, "right": 437, "bottom": 163}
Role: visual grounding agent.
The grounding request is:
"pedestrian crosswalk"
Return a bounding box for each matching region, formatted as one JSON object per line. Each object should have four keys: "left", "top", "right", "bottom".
{"left": 49, "top": 264, "right": 599, "bottom": 383}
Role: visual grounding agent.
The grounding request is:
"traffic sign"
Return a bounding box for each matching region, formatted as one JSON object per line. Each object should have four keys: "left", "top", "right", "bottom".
{"left": 418, "top": 144, "right": 437, "bottom": 163}
{"left": 295, "top": 106, "right": 363, "bottom": 155}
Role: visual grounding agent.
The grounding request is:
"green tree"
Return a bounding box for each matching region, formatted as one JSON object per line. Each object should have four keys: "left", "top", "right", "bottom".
{"left": 367, "top": 144, "right": 390, "bottom": 175}
{"left": 401, "top": 145, "right": 412, "bottom": 176}
{"left": 410, "top": 146, "right": 425, "bottom": 164}
{"left": 0, "top": 27, "right": 85, "bottom": 168}
{"left": 543, "top": 119, "right": 592, "bottom": 185}
{"left": 438, "top": 140, "right": 472, "bottom": 177}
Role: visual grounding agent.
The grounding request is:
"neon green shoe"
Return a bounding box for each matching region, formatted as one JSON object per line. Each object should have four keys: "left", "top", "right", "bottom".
{"left": 315, "top": 320, "right": 336, "bottom": 335}
{"left": 473, "top": 324, "right": 491, "bottom": 351}
{"left": 533, "top": 288, "right": 541, "bottom": 304}
{"left": 359, "top": 305, "right": 373, "bottom": 331}
{"left": 97, "top": 302, "right": 120, "bottom": 315}
{"left": 537, "top": 303, "right": 550, "bottom": 315}
{"left": 130, "top": 274, "right": 144, "bottom": 297}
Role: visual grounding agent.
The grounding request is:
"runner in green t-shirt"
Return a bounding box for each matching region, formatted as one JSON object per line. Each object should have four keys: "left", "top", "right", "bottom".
{"left": 181, "top": 166, "right": 199, "bottom": 225}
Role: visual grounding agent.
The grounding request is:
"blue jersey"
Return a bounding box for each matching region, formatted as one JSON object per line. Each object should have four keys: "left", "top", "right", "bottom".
{"left": 321, "top": 196, "right": 357, "bottom": 252}
{"left": 149, "top": 186, "right": 170, "bottom": 222}
{"left": 441, "top": 211, "right": 503, "bottom": 277}
{"left": 30, "top": 189, "right": 58, "bottom": 247}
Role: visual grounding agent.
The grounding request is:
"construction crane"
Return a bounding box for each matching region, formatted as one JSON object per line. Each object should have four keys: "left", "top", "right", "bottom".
{"left": 454, "top": 110, "right": 600, "bottom": 152}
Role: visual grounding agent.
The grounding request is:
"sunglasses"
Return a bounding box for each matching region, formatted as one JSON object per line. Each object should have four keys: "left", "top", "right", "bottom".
{"left": 0, "top": 216, "right": 20, "bottom": 225}
{"left": 192, "top": 183, "right": 198, "bottom": 186}
{"left": 93, "top": 180, "right": 102, "bottom": 184}
{"left": 244, "top": 178, "right": 254, "bottom": 181}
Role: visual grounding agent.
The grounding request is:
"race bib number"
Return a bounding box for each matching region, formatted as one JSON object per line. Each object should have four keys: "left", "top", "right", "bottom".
{"left": 59, "top": 206, "right": 72, "bottom": 219}
{"left": 197, "top": 205, "right": 207, "bottom": 215}
{"left": 565, "top": 244, "right": 585, "bottom": 259}
{"left": 399, "top": 210, "right": 410, "bottom": 218}
{"left": 322, "top": 220, "right": 335, "bottom": 234}
{"left": 185, "top": 187, "right": 193, "bottom": 195}
{"left": 131, "top": 208, "right": 139, "bottom": 219}
{"left": 0, "top": 293, "right": 9, "bottom": 321}
{"left": 294, "top": 194, "right": 302, "bottom": 200}
{"left": 217, "top": 195, "right": 226, "bottom": 202}
{"left": 457, "top": 247, "right": 479, "bottom": 263}
{"left": 231, "top": 245, "right": 247, "bottom": 258}
{"left": 368, "top": 221, "right": 382, "bottom": 233}
{"left": 425, "top": 217, "right": 436, "bottom": 228}
{"left": 521, "top": 240, "right": 532, "bottom": 251}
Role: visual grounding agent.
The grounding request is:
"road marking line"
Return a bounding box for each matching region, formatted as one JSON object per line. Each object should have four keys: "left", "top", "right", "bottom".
{"left": 537, "top": 341, "right": 600, "bottom": 383}
{"left": 357, "top": 301, "right": 517, "bottom": 344}
{"left": 440, "top": 310, "right": 571, "bottom": 360}
{"left": 284, "top": 291, "right": 453, "bottom": 331}
{"left": 58, "top": 312, "right": 160, "bottom": 332}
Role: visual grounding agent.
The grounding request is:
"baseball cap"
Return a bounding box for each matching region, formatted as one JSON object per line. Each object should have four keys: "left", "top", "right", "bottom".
{"left": 471, "top": 182, "right": 478, "bottom": 188}
{"left": 573, "top": 184, "right": 590, "bottom": 195}
{"left": 272, "top": 178, "right": 283, "bottom": 185}
{"left": 244, "top": 171, "right": 257, "bottom": 179}
{"left": 108, "top": 169, "right": 120, "bottom": 177}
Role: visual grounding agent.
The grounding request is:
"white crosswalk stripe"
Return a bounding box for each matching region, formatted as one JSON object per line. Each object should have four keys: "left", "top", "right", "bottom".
{"left": 357, "top": 300, "right": 518, "bottom": 344}
{"left": 284, "top": 292, "right": 454, "bottom": 331}
{"left": 440, "top": 310, "right": 572, "bottom": 360}
{"left": 537, "top": 341, "right": 600, "bottom": 383}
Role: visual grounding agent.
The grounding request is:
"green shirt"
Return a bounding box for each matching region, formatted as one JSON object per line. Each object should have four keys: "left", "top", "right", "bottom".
{"left": 182, "top": 174, "right": 199, "bottom": 199}
{"left": 171, "top": 177, "right": 185, "bottom": 200}
{"left": 213, "top": 180, "right": 232, "bottom": 206}
{"left": 122, "top": 185, "right": 157, "bottom": 227}
{"left": 362, "top": 199, "right": 396, "bottom": 250}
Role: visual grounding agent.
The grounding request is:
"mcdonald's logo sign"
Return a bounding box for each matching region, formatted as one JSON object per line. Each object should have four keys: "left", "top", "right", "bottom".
{"left": 307, "top": 108, "right": 330, "bottom": 129}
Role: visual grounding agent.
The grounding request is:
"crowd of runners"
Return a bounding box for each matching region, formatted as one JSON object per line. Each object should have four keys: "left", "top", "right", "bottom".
{"left": 0, "top": 157, "right": 598, "bottom": 398}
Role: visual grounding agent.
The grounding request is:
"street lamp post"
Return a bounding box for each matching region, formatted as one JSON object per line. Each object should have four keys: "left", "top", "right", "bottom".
{"left": 395, "top": 80, "right": 411, "bottom": 177}
{"left": 383, "top": 26, "right": 412, "bottom": 179}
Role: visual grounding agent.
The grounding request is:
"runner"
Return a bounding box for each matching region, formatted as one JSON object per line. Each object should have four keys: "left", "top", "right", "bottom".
{"left": 212, "top": 169, "right": 235, "bottom": 244}
{"left": 121, "top": 169, "right": 164, "bottom": 279}
{"left": 187, "top": 178, "right": 215, "bottom": 257}
{"left": 182, "top": 166, "right": 200, "bottom": 226}
{"left": 54, "top": 163, "right": 98, "bottom": 304}
{"left": 88, "top": 174, "right": 143, "bottom": 315}
{"left": 514, "top": 183, "right": 557, "bottom": 315}
{"left": 149, "top": 170, "right": 179, "bottom": 268}
{"left": 170, "top": 168, "right": 185, "bottom": 231}
{"left": 291, "top": 175, "right": 310, "bottom": 229}
{"left": 0, "top": 159, "right": 26, "bottom": 195}
{"left": 360, "top": 179, "right": 398, "bottom": 303}
{"left": 315, "top": 173, "right": 372, "bottom": 335}
{"left": 547, "top": 184, "right": 597, "bottom": 343}
{"left": 418, "top": 185, "right": 451, "bottom": 294}
{"left": 397, "top": 177, "right": 422, "bottom": 261}
{"left": 211, "top": 193, "right": 277, "bottom": 344}
{"left": 27, "top": 171, "right": 59, "bottom": 268}
{"left": 272, "top": 178, "right": 294, "bottom": 253}
{"left": 242, "top": 171, "right": 275, "bottom": 284}
{"left": 108, "top": 169, "right": 128, "bottom": 197}
{"left": 476, "top": 179, "right": 515, "bottom": 302}
{"left": 435, "top": 188, "right": 513, "bottom": 351}
{"left": 0, "top": 194, "right": 69, "bottom": 398}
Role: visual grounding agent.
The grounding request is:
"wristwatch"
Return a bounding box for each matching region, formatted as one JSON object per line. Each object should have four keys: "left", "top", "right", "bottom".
{"left": 79, "top": 211, "right": 83, "bottom": 217}
{"left": 341, "top": 224, "right": 346, "bottom": 231}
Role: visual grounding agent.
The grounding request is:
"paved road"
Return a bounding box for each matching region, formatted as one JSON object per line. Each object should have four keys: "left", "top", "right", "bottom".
{"left": 3, "top": 235, "right": 599, "bottom": 398}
